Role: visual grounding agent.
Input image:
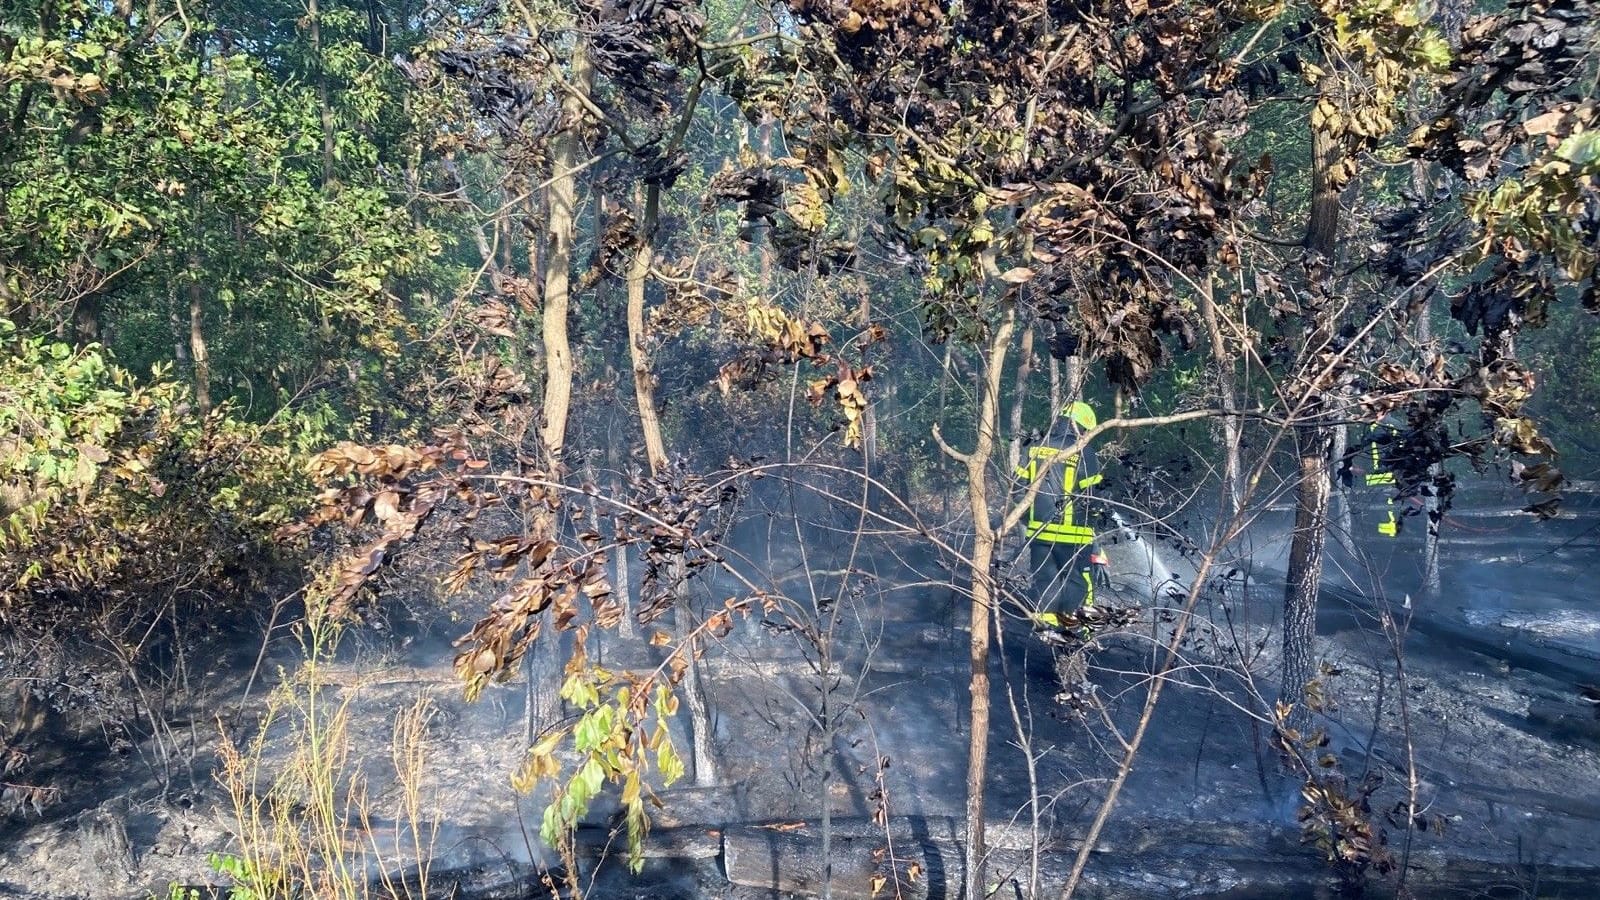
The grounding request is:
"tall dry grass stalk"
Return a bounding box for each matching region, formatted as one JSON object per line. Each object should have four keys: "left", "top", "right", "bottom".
{"left": 217, "top": 610, "right": 443, "bottom": 900}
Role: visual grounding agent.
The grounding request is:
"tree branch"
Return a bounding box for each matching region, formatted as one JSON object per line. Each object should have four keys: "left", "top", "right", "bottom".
{"left": 930, "top": 422, "right": 972, "bottom": 464}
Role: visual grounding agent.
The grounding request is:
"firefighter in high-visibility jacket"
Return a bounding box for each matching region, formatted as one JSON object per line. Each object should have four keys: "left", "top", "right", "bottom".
{"left": 1017, "top": 402, "right": 1110, "bottom": 628}
{"left": 1363, "top": 422, "right": 1399, "bottom": 537}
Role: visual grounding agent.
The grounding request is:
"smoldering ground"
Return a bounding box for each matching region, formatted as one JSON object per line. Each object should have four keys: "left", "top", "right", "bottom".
{"left": 3, "top": 471, "right": 1600, "bottom": 899}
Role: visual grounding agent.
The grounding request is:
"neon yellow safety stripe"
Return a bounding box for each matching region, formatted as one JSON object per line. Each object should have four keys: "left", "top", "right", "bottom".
{"left": 1021, "top": 445, "right": 1096, "bottom": 543}
{"left": 1367, "top": 428, "right": 1395, "bottom": 486}
{"left": 1027, "top": 522, "right": 1096, "bottom": 544}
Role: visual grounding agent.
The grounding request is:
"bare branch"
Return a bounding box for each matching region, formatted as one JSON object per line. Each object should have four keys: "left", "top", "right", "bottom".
{"left": 930, "top": 422, "right": 972, "bottom": 464}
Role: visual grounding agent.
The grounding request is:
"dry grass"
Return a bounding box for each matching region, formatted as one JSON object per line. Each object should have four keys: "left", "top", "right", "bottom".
{"left": 216, "top": 612, "right": 443, "bottom": 900}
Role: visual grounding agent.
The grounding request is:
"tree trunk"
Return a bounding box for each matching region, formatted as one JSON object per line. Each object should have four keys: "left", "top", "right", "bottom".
{"left": 309, "top": 0, "right": 334, "bottom": 188}
{"left": 627, "top": 181, "right": 718, "bottom": 787}
{"left": 1282, "top": 100, "right": 1344, "bottom": 720}
{"left": 1304, "top": 123, "right": 1342, "bottom": 260}
{"left": 1048, "top": 357, "right": 1061, "bottom": 424}
{"left": 1199, "top": 291, "right": 1242, "bottom": 520}
{"left": 364, "top": 0, "right": 382, "bottom": 54}
{"left": 1282, "top": 433, "right": 1330, "bottom": 717}
{"left": 539, "top": 43, "right": 591, "bottom": 473}
{"left": 1006, "top": 324, "right": 1035, "bottom": 475}
{"left": 627, "top": 186, "right": 668, "bottom": 470}
{"left": 677, "top": 593, "right": 719, "bottom": 788}
{"left": 508, "top": 190, "right": 528, "bottom": 293}
{"left": 189, "top": 265, "right": 210, "bottom": 414}
{"left": 1416, "top": 298, "right": 1443, "bottom": 598}
{"left": 597, "top": 190, "right": 636, "bottom": 640}
{"left": 73, "top": 295, "right": 100, "bottom": 345}
{"left": 1408, "top": 115, "right": 1445, "bottom": 599}
{"left": 170, "top": 284, "right": 188, "bottom": 366}
{"left": 938, "top": 343, "right": 955, "bottom": 522}
{"left": 1003, "top": 324, "right": 1035, "bottom": 564}
{"left": 757, "top": 116, "right": 774, "bottom": 290}
{"left": 1329, "top": 423, "right": 1354, "bottom": 550}
{"left": 856, "top": 258, "right": 879, "bottom": 477}
{"left": 962, "top": 304, "right": 1016, "bottom": 900}
{"left": 521, "top": 41, "right": 593, "bottom": 745}
{"left": 614, "top": 506, "right": 635, "bottom": 639}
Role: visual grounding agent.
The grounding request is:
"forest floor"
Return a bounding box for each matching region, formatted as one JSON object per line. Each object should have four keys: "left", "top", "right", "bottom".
{"left": 2, "top": 489, "right": 1599, "bottom": 899}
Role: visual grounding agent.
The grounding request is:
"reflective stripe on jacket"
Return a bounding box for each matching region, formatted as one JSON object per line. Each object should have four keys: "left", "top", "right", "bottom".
{"left": 1365, "top": 423, "right": 1397, "bottom": 487}
{"left": 1017, "top": 436, "right": 1101, "bottom": 545}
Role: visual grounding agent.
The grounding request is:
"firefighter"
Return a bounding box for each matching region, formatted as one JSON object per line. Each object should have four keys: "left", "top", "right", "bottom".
{"left": 1017, "top": 401, "right": 1109, "bottom": 627}
{"left": 1363, "top": 421, "right": 1399, "bottom": 537}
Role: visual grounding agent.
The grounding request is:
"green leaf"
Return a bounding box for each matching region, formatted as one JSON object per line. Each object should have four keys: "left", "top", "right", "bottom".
{"left": 1555, "top": 132, "right": 1600, "bottom": 168}
{"left": 657, "top": 740, "right": 685, "bottom": 786}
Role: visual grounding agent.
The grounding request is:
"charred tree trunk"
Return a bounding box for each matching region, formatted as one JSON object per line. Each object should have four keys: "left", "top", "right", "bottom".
{"left": 592, "top": 192, "right": 636, "bottom": 640}
{"left": 1282, "top": 431, "right": 1331, "bottom": 716}
{"left": 618, "top": 74, "right": 718, "bottom": 786}
{"left": 73, "top": 295, "right": 101, "bottom": 345}
{"left": 676, "top": 597, "right": 719, "bottom": 788}
{"left": 364, "top": 0, "right": 382, "bottom": 54}
{"left": 1420, "top": 495, "right": 1442, "bottom": 599}
{"left": 1282, "top": 100, "right": 1345, "bottom": 723}
{"left": 1407, "top": 104, "right": 1445, "bottom": 599}
{"left": 1416, "top": 304, "right": 1443, "bottom": 598}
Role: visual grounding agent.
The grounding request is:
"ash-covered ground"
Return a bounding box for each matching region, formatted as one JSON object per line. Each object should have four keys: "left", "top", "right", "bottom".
{"left": 3, "top": 485, "right": 1599, "bottom": 900}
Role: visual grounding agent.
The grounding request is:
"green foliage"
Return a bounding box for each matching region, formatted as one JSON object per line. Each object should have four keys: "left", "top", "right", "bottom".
{"left": 1, "top": 0, "right": 464, "bottom": 432}
{"left": 159, "top": 883, "right": 200, "bottom": 900}
{"left": 516, "top": 655, "right": 688, "bottom": 873}
{"left": 0, "top": 321, "right": 126, "bottom": 531}
{"left": 0, "top": 317, "right": 302, "bottom": 612}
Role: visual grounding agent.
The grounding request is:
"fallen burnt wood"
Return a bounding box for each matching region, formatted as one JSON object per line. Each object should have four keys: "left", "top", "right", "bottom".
{"left": 376, "top": 857, "right": 541, "bottom": 900}
{"left": 371, "top": 824, "right": 721, "bottom": 899}
{"left": 723, "top": 817, "right": 960, "bottom": 900}
{"left": 1319, "top": 584, "right": 1599, "bottom": 685}
{"left": 722, "top": 817, "right": 1600, "bottom": 900}
{"left": 367, "top": 814, "right": 1600, "bottom": 899}
{"left": 1528, "top": 699, "right": 1600, "bottom": 744}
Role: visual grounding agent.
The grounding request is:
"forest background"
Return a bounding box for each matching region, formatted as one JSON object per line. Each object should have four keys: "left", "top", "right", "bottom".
{"left": 1, "top": 0, "right": 1597, "bottom": 897}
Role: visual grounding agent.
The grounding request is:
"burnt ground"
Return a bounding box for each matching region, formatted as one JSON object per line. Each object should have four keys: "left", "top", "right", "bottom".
{"left": 2, "top": 486, "right": 1599, "bottom": 900}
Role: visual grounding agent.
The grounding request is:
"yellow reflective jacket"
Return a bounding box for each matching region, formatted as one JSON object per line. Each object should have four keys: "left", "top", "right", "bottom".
{"left": 1016, "top": 426, "right": 1102, "bottom": 545}
{"left": 1365, "top": 423, "right": 1397, "bottom": 487}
